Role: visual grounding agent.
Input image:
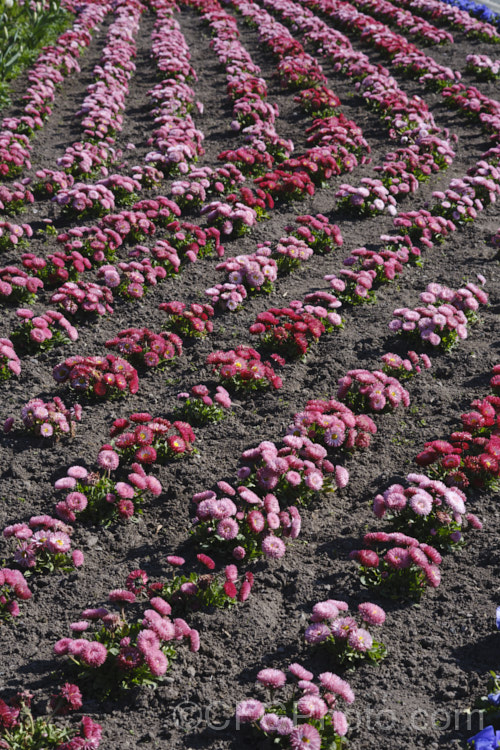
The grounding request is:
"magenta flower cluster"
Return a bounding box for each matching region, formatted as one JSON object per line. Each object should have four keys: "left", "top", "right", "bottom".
{"left": 239, "top": 436, "right": 348, "bottom": 505}
{"left": 337, "top": 368, "right": 411, "bottom": 413}
{"left": 372, "top": 473, "right": 482, "bottom": 548}
{"left": 176, "top": 384, "right": 232, "bottom": 425}
{"left": 192, "top": 477, "right": 301, "bottom": 561}
{"left": 236, "top": 663, "right": 354, "bottom": 747}
{"left": 53, "top": 588, "right": 199, "bottom": 690}
{"left": 52, "top": 354, "right": 139, "bottom": 399}
{"left": 4, "top": 396, "right": 82, "bottom": 439}
{"left": 3, "top": 515, "right": 85, "bottom": 574}
{"left": 0, "top": 264, "right": 43, "bottom": 303}
{"left": 54, "top": 451, "right": 162, "bottom": 524}
{"left": 109, "top": 412, "right": 196, "bottom": 465}
{"left": 350, "top": 531, "right": 442, "bottom": 597}
{"left": 207, "top": 346, "right": 283, "bottom": 391}
{"left": 0, "top": 337, "right": 21, "bottom": 380}
{"left": 389, "top": 279, "right": 488, "bottom": 349}
{"left": 159, "top": 300, "right": 214, "bottom": 338}
{"left": 304, "top": 598, "right": 387, "bottom": 666}
{"left": 50, "top": 280, "right": 114, "bottom": 317}
{"left": 288, "top": 397, "right": 376, "bottom": 452}
{"left": 11, "top": 308, "right": 78, "bottom": 352}
{"left": 105, "top": 327, "right": 183, "bottom": 369}
{"left": 0, "top": 567, "right": 32, "bottom": 622}
{"left": 0, "top": 212, "right": 34, "bottom": 242}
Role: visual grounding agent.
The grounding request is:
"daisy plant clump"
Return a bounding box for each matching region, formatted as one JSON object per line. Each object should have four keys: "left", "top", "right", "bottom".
{"left": 159, "top": 220, "right": 223, "bottom": 262}
{"left": 350, "top": 531, "right": 442, "bottom": 599}
{"left": 337, "top": 368, "right": 410, "bottom": 414}
{"left": 0, "top": 568, "right": 32, "bottom": 622}
{"left": 288, "top": 399, "right": 375, "bottom": 452}
{"left": 286, "top": 213, "right": 343, "bottom": 255}
{"left": 325, "top": 245, "right": 410, "bottom": 306}
{"left": 0, "top": 337, "right": 21, "bottom": 380}
{"left": 238, "top": 437, "right": 349, "bottom": 507}
{"left": 249, "top": 303, "right": 341, "bottom": 361}
{"left": 54, "top": 183, "right": 116, "bottom": 219}
{"left": 105, "top": 327, "right": 183, "bottom": 370}
{"left": 254, "top": 168, "right": 316, "bottom": 203}
{"left": 192, "top": 479, "right": 302, "bottom": 561}
{"left": 416, "top": 393, "right": 500, "bottom": 491}
{"left": 207, "top": 346, "right": 283, "bottom": 391}
{"left": 50, "top": 280, "right": 114, "bottom": 318}
{"left": 335, "top": 179, "right": 397, "bottom": 217}
{"left": 372, "top": 473, "right": 482, "bottom": 550}
{"left": 200, "top": 199, "right": 257, "bottom": 237}
{"left": 294, "top": 86, "right": 341, "bottom": 118}
{"left": 96, "top": 174, "right": 142, "bottom": 207}
{"left": 491, "top": 364, "right": 500, "bottom": 396}
{"left": 0, "top": 182, "right": 34, "bottom": 213}
{"left": 54, "top": 452, "right": 162, "bottom": 525}
{"left": 3, "top": 516, "right": 84, "bottom": 575}
{"left": 125, "top": 557, "right": 254, "bottom": 613}
{"left": 175, "top": 385, "right": 232, "bottom": 426}
{"left": 381, "top": 350, "right": 432, "bottom": 380}
{"left": 53, "top": 589, "right": 200, "bottom": 696}
{"left": 270, "top": 235, "right": 314, "bottom": 275}
{"left": 204, "top": 282, "right": 248, "bottom": 312}
{"left": 109, "top": 414, "right": 196, "bottom": 466}
{"left": 0, "top": 223, "right": 34, "bottom": 253}
{"left": 97, "top": 260, "right": 167, "bottom": 301}
{"left": 465, "top": 54, "right": 500, "bottom": 80}
{"left": 0, "top": 689, "right": 102, "bottom": 750}
{"left": 3, "top": 397, "right": 82, "bottom": 440}
{"left": 10, "top": 308, "right": 78, "bottom": 353}
{"left": 213, "top": 249, "right": 278, "bottom": 296}
{"left": 304, "top": 599, "right": 387, "bottom": 667}
{"left": 389, "top": 281, "right": 488, "bottom": 350}
{"left": 236, "top": 663, "right": 355, "bottom": 749}
{"left": 52, "top": 355, "right": 139, "bottom": 400}
{"left": 393, "top": 210, "right": 455, "bottom": 249}
{"left": 159, "top": 300, "right": 214, "bottom": 338}
{"left": 0, "top": 266, "right": 43, "bottom": 304}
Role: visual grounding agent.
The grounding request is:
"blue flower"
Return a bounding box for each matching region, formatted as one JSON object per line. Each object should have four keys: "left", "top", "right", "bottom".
{"left": 496, "top": 606, "right": 500, "bottom": 630}
{"left": 468, "top": 725, "right": 500, "bottom": 749}
{"left": 488, "top": 693, "right": 500, "bottom": 707}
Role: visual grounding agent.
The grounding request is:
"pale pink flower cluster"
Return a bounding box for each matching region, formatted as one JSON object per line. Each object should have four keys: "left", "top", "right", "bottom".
{"left": 4, "top": 396, "right": 82, "bottom": 439}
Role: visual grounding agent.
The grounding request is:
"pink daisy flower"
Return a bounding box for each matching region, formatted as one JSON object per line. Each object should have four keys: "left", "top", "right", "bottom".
{"left": 167, "top": 555, "right": 185, "bottom": 566}
{"left": 305, "top": 623, "right": 330, "bottom": 644}
{"left": 137, "top": 629, "right": 160, "bottom": 655}
{"left": 97, "top": 449, "right": 119, "bottom": 471}
{"left": 261, "top": 535, "right": 286, "bottom": 559}
{"left": 358, "top": 602, "right": 386, "bottom": 625}
{"left": 260, "top": 713, "right": 279, "bottom": 733}
{"left": 236, "top": 699, "right": 265, "bottom": 724}
{"left": 81, "top": 641, "right": 108, "bottom": 668}
{"left": 296, "top": 695, "right": 328, "bottom": 719}
{"left": 289, "top": 663, "right": 313, "bottom": 681}
{"left": 311, "top": 600, "right": 339, "bottom": 621}
{"left": 145, "top": 649, "right": 168, "bottom": 677}
{"left": 217, "top": 517, "right": 239, "bottom": 540}
{"left": 276, "top": 716, "right": 294, "bottom": 735}
{"left": 109, "top": 589, "right": 136, "bottom": 603}
{"left": 384, "top": 547, "right": 412, "bottom": 569}
{"left": 289, "top": 723, "right": 321, "bottom": 750}
{"left": 347, "top": 627, "right": 373, "bottom": 652}
{"left": 332, "top": 710, "right": 348, "bottom": 737}
{"left": 257, "top": 668, "right": 286, "bottom": 689}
